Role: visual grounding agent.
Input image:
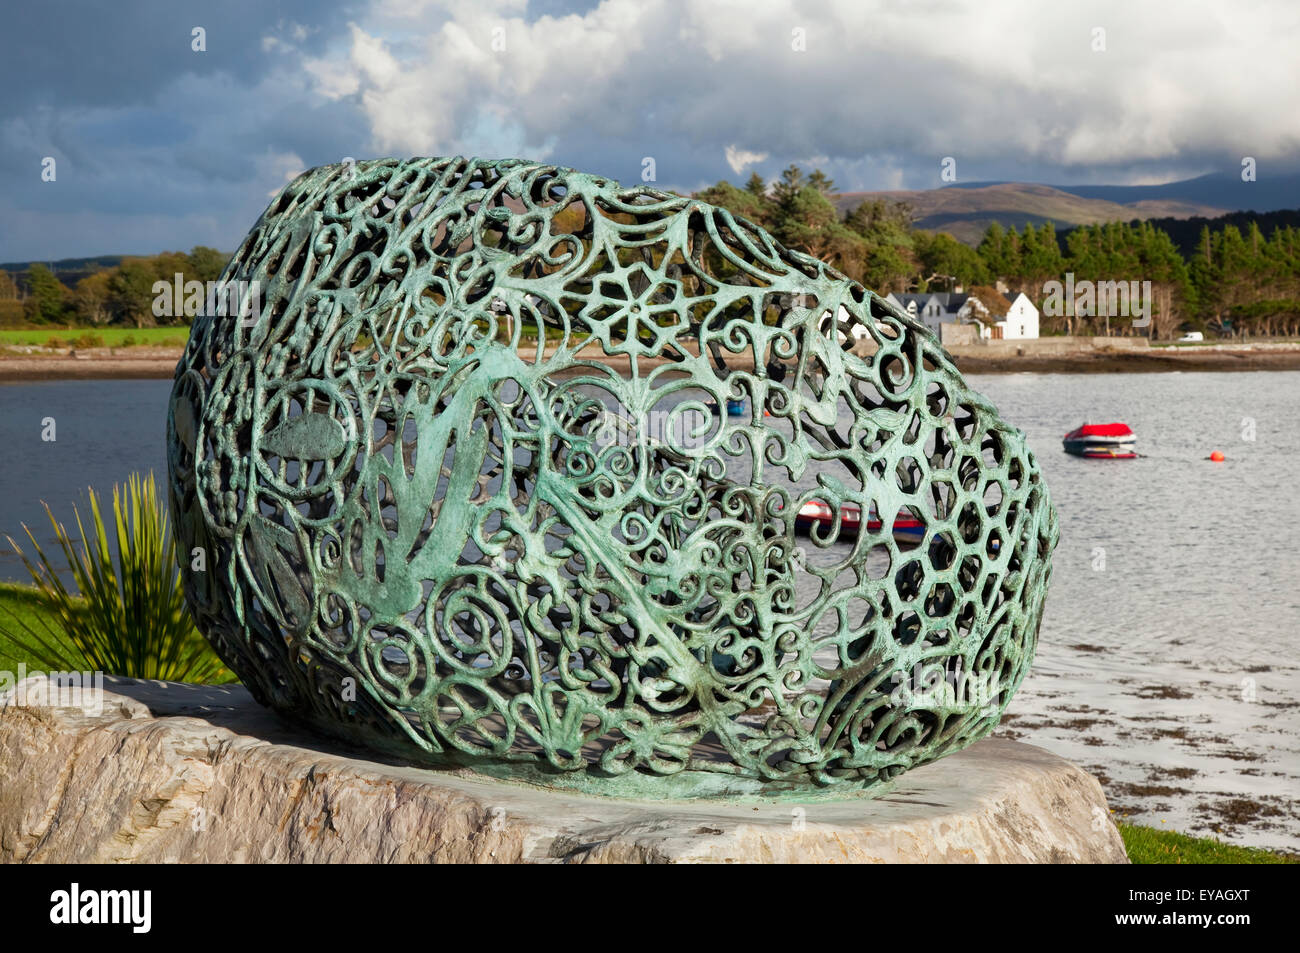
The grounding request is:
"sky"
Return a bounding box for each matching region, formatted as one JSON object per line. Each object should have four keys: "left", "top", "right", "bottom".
{"left": 1, "top": 0, "right": 1298, "bottom": 261}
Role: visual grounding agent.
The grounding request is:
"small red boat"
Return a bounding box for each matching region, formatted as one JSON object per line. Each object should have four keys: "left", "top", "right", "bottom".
{"left": 1063, "top": 422, "right": 1137, "bottom": 459}
{"left": 794, "top": 501, "right": 926, "bottom": 543}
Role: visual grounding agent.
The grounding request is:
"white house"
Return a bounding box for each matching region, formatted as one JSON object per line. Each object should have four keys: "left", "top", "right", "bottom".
{"left": 958, "top": 292, "right": 1039, "bottom": 340}
{"left": 815, "top": 291, "right": 1040, "bottom": 345}
{"left": 883, "top": 289, "right": 1041, "bottom": 341}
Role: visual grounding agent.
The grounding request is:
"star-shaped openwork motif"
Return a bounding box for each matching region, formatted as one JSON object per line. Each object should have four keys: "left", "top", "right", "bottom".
{"left": 581, "top": 263, "right": 687, "bottom": 360}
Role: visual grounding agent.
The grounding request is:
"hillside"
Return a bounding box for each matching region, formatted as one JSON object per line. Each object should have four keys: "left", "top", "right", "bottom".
{"left": 1026, "top": 171, "right": 1300, "bottom": 213}
{"left": 832, "top": 183, "right": 1231, "bottom": 244}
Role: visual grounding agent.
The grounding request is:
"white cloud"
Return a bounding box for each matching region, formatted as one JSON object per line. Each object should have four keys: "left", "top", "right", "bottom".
{"left": 725, "top": 145, "right": 768, "bottom": 174}
{"left": 264, "top": 152, "right": 308, "bottom": 197}
{"left": 304, "top": 53, "right": 360, "bottom": 99}
{"left": 350, "top": 24, "right": 403, "bottom": 88}
{"left": 294, "top": 0, "right": 1300, "bottom": 188}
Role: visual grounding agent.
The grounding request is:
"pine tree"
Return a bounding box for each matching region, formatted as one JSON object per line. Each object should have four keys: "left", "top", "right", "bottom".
{"left": 977, "top": 223, "right": 1007, "bottom": 279}
{"left": 807, "top": 169, "right": 836, "bottom": 195}
{"left": 24, "top": 264, "right": 65, "bottom": 324}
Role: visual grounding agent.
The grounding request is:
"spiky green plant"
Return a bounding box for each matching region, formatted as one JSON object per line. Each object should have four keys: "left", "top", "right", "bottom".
{"left": 1, "top": 472, "right": 232, "bottom": 683}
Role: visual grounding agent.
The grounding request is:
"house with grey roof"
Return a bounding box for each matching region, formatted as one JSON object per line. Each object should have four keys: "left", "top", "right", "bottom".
{"left": 884, "top": 292, "right": 970, "bottom": 336}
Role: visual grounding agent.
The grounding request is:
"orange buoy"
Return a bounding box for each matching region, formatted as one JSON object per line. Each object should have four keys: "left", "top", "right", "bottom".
{"left": 1209, "top": 450, "right": 1225, "bottom": 462}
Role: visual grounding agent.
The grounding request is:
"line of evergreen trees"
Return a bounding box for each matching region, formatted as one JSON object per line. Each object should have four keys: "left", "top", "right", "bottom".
{"left": 696, "top": 166, "right": 1300, "bottom": 339}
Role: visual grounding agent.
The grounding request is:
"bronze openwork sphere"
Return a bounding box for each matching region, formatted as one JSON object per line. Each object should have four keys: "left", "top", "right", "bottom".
{"left": 166, "top": 157, "right": 1058, "bottom": 798}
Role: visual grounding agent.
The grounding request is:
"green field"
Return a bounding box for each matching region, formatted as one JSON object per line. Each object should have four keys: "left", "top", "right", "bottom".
{"left": 1151, "top": 336, "right": 1300, "bottom": 348}
{"left": 0, "top": 326, "right": 189, "bottom": 348}
{"left": 0, "top": 582, "right": 80, "bottom": 672}
{"left": 1119, "top": 822, "right": 1298, "bottom": 864}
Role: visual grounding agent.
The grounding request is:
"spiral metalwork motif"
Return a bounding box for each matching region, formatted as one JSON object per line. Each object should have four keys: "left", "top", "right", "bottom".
{"left": 166, "top": 157, "right": 1058, "bottom": 798}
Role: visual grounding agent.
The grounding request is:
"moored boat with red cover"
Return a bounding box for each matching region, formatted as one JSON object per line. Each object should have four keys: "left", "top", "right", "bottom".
{"left": 1063, "top": 421, "right": 1137, "bottom": 459}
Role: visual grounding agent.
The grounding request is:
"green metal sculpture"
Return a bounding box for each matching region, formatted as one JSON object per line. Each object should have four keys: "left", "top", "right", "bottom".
{"left": 167, "top": 157, "right": 1058, "bottom": 798}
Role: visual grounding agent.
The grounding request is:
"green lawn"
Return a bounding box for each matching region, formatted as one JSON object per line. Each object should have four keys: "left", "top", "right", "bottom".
{"left": 1118, "top": 822, "right": 1297, "bottom": 864}
{"left": 1, "top": 580, "right": 238, "bottom": 685}
{"left": 1151, "top": 336, "right": 1300, "bottom": 348}
{"left": 0, "top": 326, "right": 189, "bottom": 348}
{"left": 0, "top": 582, "right": 81, "bottom": 671}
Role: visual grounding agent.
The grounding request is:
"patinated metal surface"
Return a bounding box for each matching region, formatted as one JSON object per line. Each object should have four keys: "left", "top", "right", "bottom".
{"left": 166, "top": 157, "right": 1058, "bottom": 798}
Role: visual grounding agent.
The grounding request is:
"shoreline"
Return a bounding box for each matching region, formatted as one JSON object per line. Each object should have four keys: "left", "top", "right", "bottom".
{"left": 953, "top": 346, "right": 1300, "bottom": 374}
{"left": 4, "top": 343, "right": 1300, "bottom": 382}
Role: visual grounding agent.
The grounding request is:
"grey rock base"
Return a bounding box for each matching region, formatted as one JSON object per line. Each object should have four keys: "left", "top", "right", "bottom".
{"left": 0, "top": 676, "right": 1128, "bottom": 863}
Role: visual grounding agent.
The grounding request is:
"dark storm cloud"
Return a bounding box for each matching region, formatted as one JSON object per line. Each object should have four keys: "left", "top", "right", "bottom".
{"left": 0, "top": 1, "right": 370, "bottom": 259}
{"left": 0, "top": 1, "right": 354, "bottom": 112}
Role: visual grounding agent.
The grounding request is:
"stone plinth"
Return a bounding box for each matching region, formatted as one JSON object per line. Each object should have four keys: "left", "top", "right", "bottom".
{"left": 0, "top": 676, "right": 1127, "bottom": 864}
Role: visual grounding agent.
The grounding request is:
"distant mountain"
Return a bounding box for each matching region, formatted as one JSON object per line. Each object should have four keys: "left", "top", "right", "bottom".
{"left": 0, "top": 255, "right": 128, "bottom": 288}
{"left": 955, "top": 171, "right": 1300, "bottom": 213}
{"left": 833, "top": 172, "right": 1300, "bottom": 244}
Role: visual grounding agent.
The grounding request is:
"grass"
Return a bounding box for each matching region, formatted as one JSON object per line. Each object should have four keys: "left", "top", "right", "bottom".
{"left": 1119, "top": 822, "right": 1299, "bottom": 864}
{"left": 1151, "top": 336, "right": 1300, "bottom": 348}
{"left": 0, "top": 582, "right": 80, "bottom": 672}
{"left": 1, "top": 473, "right": 233, "bottom": 683}
{"left": 0, "top": 326, "right": 189, "bottom": 348}
{"left": 0, "top": 574, "right": 234, "bottom": 685}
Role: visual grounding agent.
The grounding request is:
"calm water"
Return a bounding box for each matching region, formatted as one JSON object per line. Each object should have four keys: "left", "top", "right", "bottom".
{"left": 0, "top": 380, "right": 169, "bottom": 570}
{"left": 973, "top": 371, "right": 1300, "bottom": 853}
{"left": 2, "top": 372, "right": 1297, "bottom": 850}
